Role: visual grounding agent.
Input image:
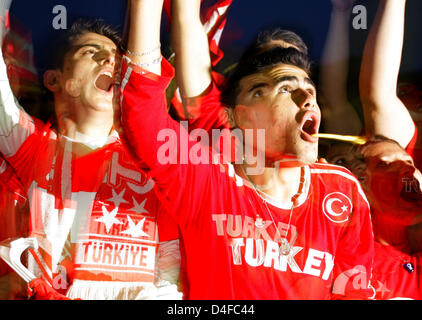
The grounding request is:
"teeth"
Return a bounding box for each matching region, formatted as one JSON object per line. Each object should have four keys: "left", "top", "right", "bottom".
{"left": 101, "top": 72, "right": 113, "bottom": 78}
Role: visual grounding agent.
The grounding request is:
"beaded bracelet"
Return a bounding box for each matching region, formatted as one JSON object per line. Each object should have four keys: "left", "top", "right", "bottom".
{"left": 126, "top": 44, "right": 161, "bottom": 57}
{"left": 131, "top": 55, "right": 163, "bottom": 69}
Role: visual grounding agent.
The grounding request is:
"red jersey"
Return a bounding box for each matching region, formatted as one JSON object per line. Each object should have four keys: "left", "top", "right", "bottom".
{"left": 171, "top": 64, "right": 422, "bottom": 301}
{"left": 372, "top": 242, "right": 422, "bottom": 300}
{"left": 406, "top": 123, "right": 422, "bottom": 171}
{"left": 120, "top": 57, "right": 375, "bottom": 300}
{"left": 0, "top": 50, "right": 180, "bottom": 300}
{"left": 0, "top": 156, "right": 29, "bottom": 299}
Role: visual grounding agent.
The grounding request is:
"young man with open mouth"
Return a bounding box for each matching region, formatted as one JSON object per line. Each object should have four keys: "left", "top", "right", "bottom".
{"left": 0, "top": 1, "right": 181, "bottom": 300}
{"left": 118, "top": 0, "right": 375, "bottom": 299}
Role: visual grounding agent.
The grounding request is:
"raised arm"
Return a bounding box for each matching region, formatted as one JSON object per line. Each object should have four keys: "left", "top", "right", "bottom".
{"left": 120, "top": 0, "right": 180, "bottom": 170}
{"left": 0, "top": 0, "right": 35, "bottom": 158}
{"left": 171, "top": 0, "right": 212, "bottom": 98}
{"left": 125, "top": 0, "right": 164, "bottom": 76}
{"left": 359, "top": 0, "right": 414, "bottom": 148}
{"left": 119, "top": 0, "right": 214, "bottom": 225}
{"left": 319, "top": 0, "right": 362, "bottom": 135}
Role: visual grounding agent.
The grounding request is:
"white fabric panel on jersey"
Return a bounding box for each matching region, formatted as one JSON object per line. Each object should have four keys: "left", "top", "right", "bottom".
{"left": 66, "top": 279, "right": 182, "bottom": 300}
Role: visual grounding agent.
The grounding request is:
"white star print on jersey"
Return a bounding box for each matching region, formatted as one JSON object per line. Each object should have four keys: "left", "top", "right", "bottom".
{"left": 121, "top": 216, "right": 150, "bottom": 238}
{"left": 107, "top": 189, "right": 129, "bottom": 208}
{"left": 95, "top": 206, "right": 123, "bottom": 233}
{"left": 131, "top": 197, "right": 149, "bottom": 214}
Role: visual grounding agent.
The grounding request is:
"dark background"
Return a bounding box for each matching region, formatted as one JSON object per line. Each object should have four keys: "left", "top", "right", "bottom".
{"left": 8, "top": 0, "right": 422, "bottom": 89}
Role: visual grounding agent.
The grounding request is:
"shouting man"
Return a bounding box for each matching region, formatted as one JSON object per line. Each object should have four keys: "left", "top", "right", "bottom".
{"left": 0, "top": 1, "right": 181, "bottom": 300}
{"left": 118, "top": 0, "right": 375, "bottom": 299}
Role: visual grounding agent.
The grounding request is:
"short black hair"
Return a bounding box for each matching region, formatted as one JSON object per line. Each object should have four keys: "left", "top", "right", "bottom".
{"left": 49, "top": 18, "right": 122, "bottom": 70}
{"left": 241, "top": 28, "right": 309, "bottom": 60}
{"left": 221, "top": 46, "right": 312, "bottom": 108}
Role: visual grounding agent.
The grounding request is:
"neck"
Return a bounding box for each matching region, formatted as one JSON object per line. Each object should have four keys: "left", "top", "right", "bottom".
{"left": 236, "top": 162, "right": 303, "bottom": 208}
{"left": 74, "top": 111, "right": 113, "bottom": 138}
{"left": 373, "top": 212, "right": 411, "bottom": 254}
{"left": 55, "top": 99, "right": 114, "bottom": 139}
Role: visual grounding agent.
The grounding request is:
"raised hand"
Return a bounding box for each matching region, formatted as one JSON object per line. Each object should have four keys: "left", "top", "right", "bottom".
{"left": 0, "top": 0, "right": 12, "bottom": 41}
{"left": 331, "top": 0, "right": 356, "bottom": 11}
{"left": 319, "top": 0, "right": 362, "bottom": 135}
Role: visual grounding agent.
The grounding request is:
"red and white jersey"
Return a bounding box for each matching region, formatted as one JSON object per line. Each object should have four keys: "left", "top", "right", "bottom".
{"left": 0, "top": 155, "right": 29, "bottom": 299}
{"left": 372, "top": 242, "right": 422, "bottom": 300}
{"left": 0, "top": 49, "right": 180, "bottom": 300}
{"left": 120, "top": 57, "right": 375, "bottom": 300}
{"left": 406, "top": 123, "right": 422, "bottom": 171}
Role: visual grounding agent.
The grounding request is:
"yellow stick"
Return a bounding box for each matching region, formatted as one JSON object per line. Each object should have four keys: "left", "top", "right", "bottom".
{"left": 313, "top": 133, "right": 367, "bottom": 145}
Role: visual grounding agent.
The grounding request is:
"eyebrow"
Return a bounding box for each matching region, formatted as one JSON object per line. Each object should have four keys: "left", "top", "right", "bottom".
{"left": 248, "top": 75, "right": 316, "bottom": 93}
{"left": 275, "top": 76, "right": 316, "bottom": 89}
{"left": 73, "top": 43, "right": 117, "bottom": 54}
{"left": 248, "top": 82, "right": 269, "bottom": 93}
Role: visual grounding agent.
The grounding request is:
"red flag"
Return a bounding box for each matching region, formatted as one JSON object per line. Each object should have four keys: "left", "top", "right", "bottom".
{"left": 167, "top": 0, "right": 233, "bottom": 117}
{"left": 202, "top": 0, "right": 232, "bottom": 66}
{"left": 164, "top": 0, "right": 233, "bottom": 66}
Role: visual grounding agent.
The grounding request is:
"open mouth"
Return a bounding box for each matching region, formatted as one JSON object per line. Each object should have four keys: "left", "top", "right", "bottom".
{"left": 357, "top": 175, "right": 367, "bottom": 183}
{"left": 95, "top": 71, "right": 114, "bottom": 93}
{"left": 400, "top": 180, "right": 422, "bottom": 203}
{"left": 300, "top": 111, "right": 320, "bottom": 143}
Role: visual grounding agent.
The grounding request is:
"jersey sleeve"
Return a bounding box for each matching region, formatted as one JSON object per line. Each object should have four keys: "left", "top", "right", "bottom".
{"left": 172, "top": 71, "right": 228, "bottom": 132}
{"left": 405, "top": 121, "right": 417, "bottom": 159}
{"left": 331, "top": 182, "right": 376, "bottom": 300}
{"left": 119, "top": 56, "right": 216, "bottom": 223}
{"left": 171, "top": 71, "right": 238, "bottom": 162}
{"left": 0, "top": 48, "right": 35, "bottom": 159}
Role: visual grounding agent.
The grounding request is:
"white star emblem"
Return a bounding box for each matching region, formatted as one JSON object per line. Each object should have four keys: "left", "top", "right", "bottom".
{"left": 376, "top": 280, "right": 391, "bottom": 296}
{"left": 107, "top": 189, "right": 129, "bottom": 208}
{"left": 341, "top": 205, "right": 349, "bottom": 213}
{"left": 95, "top": 206, "right": 123, "bottom": 233}
{"left": 121, "top": 216, "right": 150, "bottom": 238}
{"left": 131, "top": 197, "right": 149, "bottom": 214}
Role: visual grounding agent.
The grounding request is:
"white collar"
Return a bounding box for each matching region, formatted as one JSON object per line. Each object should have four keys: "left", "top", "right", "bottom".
{"left": 233, "top": 164, "right": 311, "bottom": 210}
{"left": 63, "top": 130, "right": 119, "bottom": 150}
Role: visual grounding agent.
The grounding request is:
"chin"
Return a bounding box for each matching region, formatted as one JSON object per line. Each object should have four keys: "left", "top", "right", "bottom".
{"left": 274, "top": 152, "right": 317, "bottom": 168}
{"left": 92, "top": 100, "right": 114, "bottom": 112}
{"left": 296, "top": 148, "right": 318, "bottom": 165}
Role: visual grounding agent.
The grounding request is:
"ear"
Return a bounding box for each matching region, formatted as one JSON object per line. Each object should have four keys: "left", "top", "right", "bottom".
{"left": 224, "top": 107, "right": 237, "bottom": 128}
{"left": 43, "top": 70, "right": 61, "bottom": 92}
{"left": 230, "top": 105, "right": 252, "bottom": 129}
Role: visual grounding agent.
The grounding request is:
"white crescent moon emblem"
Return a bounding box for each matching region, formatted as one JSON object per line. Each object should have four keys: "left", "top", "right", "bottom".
{"left": 325, "top": 198, "right": 343, "bottom": 217}
{"left": 322, "top": 192, "right": 352, "bottom": 223}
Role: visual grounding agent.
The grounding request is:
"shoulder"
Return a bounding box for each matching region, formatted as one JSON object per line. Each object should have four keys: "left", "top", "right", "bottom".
{"left": 309, "top": 163, "right": 368, "bottom": 204}
{"left": 310, "top": 162, "right": 360, "bottom": 184}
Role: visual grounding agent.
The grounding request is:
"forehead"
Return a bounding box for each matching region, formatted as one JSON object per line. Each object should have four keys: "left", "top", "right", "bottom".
{"left": 327, "top": 143, "right": 356, "bottom": 158}
{"left": 363, "top": 141, "right": 408, "bottom": 159}
{"left": 69, "top": 32, "right": 117, "bottom": 52}
{"left": 239, "top": 64, "right": 312, "bottom": 89}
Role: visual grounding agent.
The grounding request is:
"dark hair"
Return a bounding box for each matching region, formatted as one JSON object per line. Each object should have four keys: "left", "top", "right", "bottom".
{"left": 359, "top": 135, "right": 404, "bottom": 154}
{"left": 221, "top": 46, "right": 312, "bottom": 108}
{"left": 241, "top": 28, "right": 309, "bottom": 60}
{"left": 50, "top": 18, "right": 122, "bottom": 70}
